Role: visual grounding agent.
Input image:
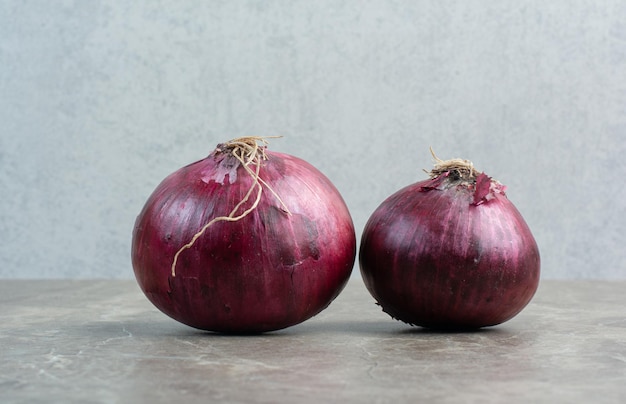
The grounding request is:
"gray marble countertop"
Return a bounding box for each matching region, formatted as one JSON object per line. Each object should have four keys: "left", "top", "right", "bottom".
{"left": 1, "top": 278, "right": 625, "bottom": 403}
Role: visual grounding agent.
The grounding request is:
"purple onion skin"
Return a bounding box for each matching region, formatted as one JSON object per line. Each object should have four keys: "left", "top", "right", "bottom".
{"left": 132, "top": 150, "right": 356, "bottom": 333}
{"left": 359, "top": 174, "right": 540, "bottom": 329}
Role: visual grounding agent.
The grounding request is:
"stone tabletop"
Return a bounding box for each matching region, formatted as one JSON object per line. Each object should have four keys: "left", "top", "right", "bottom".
{"left": 1, "top": 278, "right": 625, "bottom": 403}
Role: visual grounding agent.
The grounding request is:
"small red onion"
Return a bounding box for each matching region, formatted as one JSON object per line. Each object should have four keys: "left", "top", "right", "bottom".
{"left": 359, "top": 152, "right": 540, "bottom": 329}
{"left": 132, "top": 137, "right": 356, "bottom": 333}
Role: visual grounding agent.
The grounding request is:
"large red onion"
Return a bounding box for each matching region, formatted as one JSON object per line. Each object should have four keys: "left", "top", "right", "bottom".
{"left": 359, "top": 153, "right": 540, "bottom": 329}
{"left": 132, "top": 137, "right": 356, "bottom": 333}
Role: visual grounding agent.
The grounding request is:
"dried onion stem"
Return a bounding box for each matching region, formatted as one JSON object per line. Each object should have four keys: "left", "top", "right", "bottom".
{"left": 171, "top": 136, "right": 290, "bottom": 277}
{"left": 427, "top": 147, "right": 480, "bottom": 181}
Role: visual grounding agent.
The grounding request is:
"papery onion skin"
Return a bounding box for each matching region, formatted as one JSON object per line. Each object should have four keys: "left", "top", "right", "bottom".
{"left": 132, "top": 142, "right": 356, "bottom": 333}
{"left": 359, "top": 165, "right": 540, "bottom": 329}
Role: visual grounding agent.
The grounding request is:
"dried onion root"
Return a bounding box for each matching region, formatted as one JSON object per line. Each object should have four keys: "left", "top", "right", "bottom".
{"left": 171, "top": 136, "right": 290, "bottom": 277}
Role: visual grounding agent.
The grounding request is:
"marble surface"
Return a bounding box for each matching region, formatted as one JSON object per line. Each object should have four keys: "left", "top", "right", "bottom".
{"left": 1, "top": 278, "right": 625, "bottom": 404}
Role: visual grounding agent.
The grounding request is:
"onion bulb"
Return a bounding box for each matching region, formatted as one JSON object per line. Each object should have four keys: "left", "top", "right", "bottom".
{"left": 359, "top": 152, "right": 540, "bottom": 329}
{"left": 132, "top": 137, "right": 356, "bottom": 333}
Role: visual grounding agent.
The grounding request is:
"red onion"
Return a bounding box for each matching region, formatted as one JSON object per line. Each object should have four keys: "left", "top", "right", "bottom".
{"left": 132, "top": 137, "right": 356, "bottom": 333}
{"left": 359, "top": 152, "right": 540, "bottom": 329}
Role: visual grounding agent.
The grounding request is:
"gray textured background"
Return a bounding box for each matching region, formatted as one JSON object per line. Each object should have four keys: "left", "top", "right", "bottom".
{"left": 1, "top": 1, "right": 625, "bottom": 279}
